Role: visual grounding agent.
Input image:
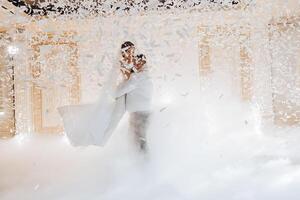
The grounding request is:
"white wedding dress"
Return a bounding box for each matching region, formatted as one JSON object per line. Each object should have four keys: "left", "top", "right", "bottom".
{"left": 58, "top": 57, "right": 153, "bottom": 147}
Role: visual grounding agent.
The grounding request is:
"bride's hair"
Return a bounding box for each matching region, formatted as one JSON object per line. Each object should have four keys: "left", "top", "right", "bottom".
{"left": 121, "top": 41, "right": 134, "bottom": 49}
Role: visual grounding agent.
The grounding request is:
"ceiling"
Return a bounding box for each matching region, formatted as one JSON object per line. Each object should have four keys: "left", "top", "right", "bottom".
{"left": 4, "top": 0, "right": 252, "bottom": 17}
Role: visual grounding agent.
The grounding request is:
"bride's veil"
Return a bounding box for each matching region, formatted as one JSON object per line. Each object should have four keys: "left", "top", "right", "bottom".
{"left": 58, "top": 48, "right": 124, "bottom": 146}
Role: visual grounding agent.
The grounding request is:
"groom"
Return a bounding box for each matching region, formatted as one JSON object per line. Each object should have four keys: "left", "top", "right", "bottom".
{"left": 117, "top": 41, "right": 153, "bottom": 152}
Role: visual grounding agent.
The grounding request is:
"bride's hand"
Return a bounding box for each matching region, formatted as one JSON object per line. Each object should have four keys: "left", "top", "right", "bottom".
{"left": 120, "top": 67, "right": 131, "bottom": 80}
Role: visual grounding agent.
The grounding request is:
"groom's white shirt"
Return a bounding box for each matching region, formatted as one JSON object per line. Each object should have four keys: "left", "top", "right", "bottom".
{"left": 115, "top": 68, "right": 153, "bottom": 112}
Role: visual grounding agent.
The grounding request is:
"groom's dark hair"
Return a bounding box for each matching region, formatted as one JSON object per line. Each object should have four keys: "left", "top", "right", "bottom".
{"left": 136, "top": 54, "right": 146, "bottom": 60}
{"left": 121, "top": 41, "right": 134, "bottom": 49}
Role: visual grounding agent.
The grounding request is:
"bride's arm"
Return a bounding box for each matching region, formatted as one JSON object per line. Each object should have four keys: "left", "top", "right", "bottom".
{"left": 115, "top": 82, "right": 136, "bottom": 98}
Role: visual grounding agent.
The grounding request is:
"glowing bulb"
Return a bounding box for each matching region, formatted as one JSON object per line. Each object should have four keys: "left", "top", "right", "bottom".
{"left": 62, "top": 135, "right": 71, "bottom": 145}
{"left": 7, "top": 45, "right": 19, "bottom": 55}
{"left": 0, "top": 111, "right": 5, "bottom": 116}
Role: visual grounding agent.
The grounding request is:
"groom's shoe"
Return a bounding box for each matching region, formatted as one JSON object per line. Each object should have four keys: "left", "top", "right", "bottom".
{"left": 139, "top": 138, "right": 148, "bottom": 153}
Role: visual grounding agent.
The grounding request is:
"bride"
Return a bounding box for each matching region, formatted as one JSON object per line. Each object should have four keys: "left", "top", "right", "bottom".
{"left": 58, "top": 41, "right": 153, "bottom": 152}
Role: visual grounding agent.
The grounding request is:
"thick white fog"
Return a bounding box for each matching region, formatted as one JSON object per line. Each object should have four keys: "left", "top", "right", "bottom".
{"left": 1, "top": 73, "right": 300, "bottom": 200}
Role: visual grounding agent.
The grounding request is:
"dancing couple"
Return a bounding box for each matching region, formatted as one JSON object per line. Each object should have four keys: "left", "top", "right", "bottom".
{"left": 58, "top": 41, "right": 153, "bottom": 153}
